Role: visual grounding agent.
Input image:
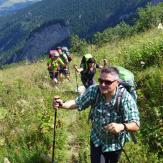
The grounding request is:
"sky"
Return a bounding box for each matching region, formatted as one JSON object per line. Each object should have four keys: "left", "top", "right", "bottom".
{"left": 0, "top": 0, "right": 41, "bottom": 8}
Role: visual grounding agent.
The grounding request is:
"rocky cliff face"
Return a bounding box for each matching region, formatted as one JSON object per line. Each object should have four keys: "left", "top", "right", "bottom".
{"left": 6, "top": 21, "right": 70, "bottom": 63}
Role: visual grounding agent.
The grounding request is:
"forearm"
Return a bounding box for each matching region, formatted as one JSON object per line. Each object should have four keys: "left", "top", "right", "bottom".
{"left": 59, "top": 60, "right": 66, "bottom": 67}
{"left": 62, "top": 100, "right": 78, "bottom": 110}
{"left": 122, "top": 122, "right": 139, "bottom": 132}
{"left": 105, "top": 121, "right": 139, "bottom": 134}
{"left": 98, "top": 65, "right": 103, "bottom": 69}
{"left": 74, "top": 67, "right": 83, "bottom": 73}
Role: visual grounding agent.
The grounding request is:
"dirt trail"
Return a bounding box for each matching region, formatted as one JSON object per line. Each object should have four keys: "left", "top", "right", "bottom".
{"left": 62, "top": 111, "right": 80, "bottom": 163}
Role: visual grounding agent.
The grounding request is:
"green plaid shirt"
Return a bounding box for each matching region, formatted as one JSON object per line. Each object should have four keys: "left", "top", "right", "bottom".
{"left": 75, "top": 85, "right": 140, "bottom": 152}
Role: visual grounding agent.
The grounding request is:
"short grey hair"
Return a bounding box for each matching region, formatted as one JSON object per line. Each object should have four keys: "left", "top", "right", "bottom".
{"left": 101, "top": 67, "right": 119, "bottom": 80}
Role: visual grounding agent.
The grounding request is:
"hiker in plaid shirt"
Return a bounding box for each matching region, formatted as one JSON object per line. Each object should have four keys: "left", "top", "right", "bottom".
{"left": 53, "top": 67, "right": 140, "bottom": 163}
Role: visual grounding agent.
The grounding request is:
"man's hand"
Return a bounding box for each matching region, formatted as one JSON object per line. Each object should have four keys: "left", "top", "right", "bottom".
{"left": 53, "top": 96, "right": 63, "bottom": 109}
{"left": 104, "top": 123, "right": 124, "bottom": 134}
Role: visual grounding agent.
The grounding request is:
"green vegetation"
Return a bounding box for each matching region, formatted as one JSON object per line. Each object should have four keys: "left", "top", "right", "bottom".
{"left": 0, "top": 0, "right": 148, "bottom": 65}
{"left": 91, "top": 3, "right": 163, "bottom": 46}
{"left": 0, "top": 2, "right": 163, "bottom": 162}
{"left": 0, "top": 28, "right": 163, "bottom": 162}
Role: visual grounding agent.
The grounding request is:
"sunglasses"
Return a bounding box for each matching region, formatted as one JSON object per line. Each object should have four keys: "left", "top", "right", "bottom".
{"left": 98, "top": 78, "right": 116, "bottom": 85}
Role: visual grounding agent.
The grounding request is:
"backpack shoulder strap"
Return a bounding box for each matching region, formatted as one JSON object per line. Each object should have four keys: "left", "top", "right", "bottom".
{"left": 115, "top": 85, "right": 138, "bottom": 144}
{"left": 115, "top": 85, "right": 126, "bottom": 113}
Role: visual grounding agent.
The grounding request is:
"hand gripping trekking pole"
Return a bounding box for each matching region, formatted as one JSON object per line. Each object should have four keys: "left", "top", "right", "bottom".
{"left": 52, "top": 96, "right": 60, "bottom": 163}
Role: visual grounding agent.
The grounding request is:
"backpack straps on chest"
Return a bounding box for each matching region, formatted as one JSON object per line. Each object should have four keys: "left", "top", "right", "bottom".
{"left": 115, "top": 85, "right": 138, "bottom": 144}
{"left": 115, "top": 85, "right": 126, "bottom": 114}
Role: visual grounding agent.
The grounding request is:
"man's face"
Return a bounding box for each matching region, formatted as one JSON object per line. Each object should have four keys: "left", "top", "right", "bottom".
{"left": 98, "top": 72, "right": 119, "bottom": 95}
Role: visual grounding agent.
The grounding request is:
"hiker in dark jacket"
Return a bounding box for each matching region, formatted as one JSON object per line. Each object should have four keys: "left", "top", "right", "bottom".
{"left": 74, "top": 58, "right": 102, "bottom": 88}
{"left": 53, "top": 67, "right": 140, "bottom": 163}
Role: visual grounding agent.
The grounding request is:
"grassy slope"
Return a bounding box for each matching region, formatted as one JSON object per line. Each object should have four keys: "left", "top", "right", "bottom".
{"left": 94, "top": 28, "right": 163, "bottom": 66}
{"left": 0, "top": 28, "right": 162, "bottom": 162}
{"left": 0, "top": 58, "right": 85, "bottom": 162}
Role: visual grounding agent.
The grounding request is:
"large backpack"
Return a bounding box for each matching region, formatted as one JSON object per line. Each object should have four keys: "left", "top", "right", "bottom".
{"left": 62, "top": 47, "right": 72, "bottom": 62}
{"left": 116, "top": 66, "right": 137, "bottom": 101}
{"left": 80, "top": 53, "right": 93, "bottom": 70}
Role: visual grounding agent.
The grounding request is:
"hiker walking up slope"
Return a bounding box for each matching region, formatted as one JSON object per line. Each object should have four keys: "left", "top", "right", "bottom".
{"left": 57, "top": 47, "right": 71, "bottom": 81}
{"left": 47, "top": 50, "right": 65, "bottom": 84}
{"left": 74, "top": 54, "right": 102, "bottom": 89}
{"left": 53, "top": 67, "right": 140, "bottom": 163}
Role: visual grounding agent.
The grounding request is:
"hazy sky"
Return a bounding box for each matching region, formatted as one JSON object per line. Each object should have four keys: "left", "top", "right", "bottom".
{"left": 0, "top": 0, "right": 41, "bottom": 8}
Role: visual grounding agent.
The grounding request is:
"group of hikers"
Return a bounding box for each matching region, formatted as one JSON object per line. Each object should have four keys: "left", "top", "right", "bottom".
{"left": 47, "top": 47, "right": 140, "bottom": 163}
{"left": 47, "top": 48, "right": 105, "bottom": 89}
{"left": 47, "top": 46, "right": 72, "bottom": 84}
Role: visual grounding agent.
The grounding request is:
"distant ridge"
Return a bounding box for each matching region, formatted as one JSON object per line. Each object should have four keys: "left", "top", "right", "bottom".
{"left": 1, "top": 0, "right": 162, "bottom": 65}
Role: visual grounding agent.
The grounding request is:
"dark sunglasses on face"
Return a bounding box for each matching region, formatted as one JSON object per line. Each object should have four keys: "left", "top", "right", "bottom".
{"left": 98, "top": 78, "right": 116, "bottom": 85}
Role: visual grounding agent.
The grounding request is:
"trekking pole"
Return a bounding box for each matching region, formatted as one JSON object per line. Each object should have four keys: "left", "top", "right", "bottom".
{"left": 120, "top": 145, "right": 132, "bottom": 163}
{"left": 52, "top": 96, "right": 60, "bottom": 163}
{"left": 74, "top": 69, "right": 79, "bottom": 92}
{"left": 131, "top": 133, "right": 138, "bottom": 144}
{"left": 103, "top": 59, "right": 107, "bottom": 68}
{"left": 52, "top": 109, "right": 57, "bottom": 163}
{"left": 116, "top": 136, "right": 132, "bottom": 163}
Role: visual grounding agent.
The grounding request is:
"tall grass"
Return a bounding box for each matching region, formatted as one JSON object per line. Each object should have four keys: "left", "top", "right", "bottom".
{"left": 0, "top": 28, "right": 162, "bottom": 162}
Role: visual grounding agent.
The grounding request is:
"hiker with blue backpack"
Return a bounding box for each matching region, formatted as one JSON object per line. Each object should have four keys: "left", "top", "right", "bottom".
{"left": 74, "top": 53, "right": 102, "bottom": 88}
{"left": 56, "top": 46, "right": 71, "bottom": 81}
{"left": 53, "top": 66, "right": 140, "bottom": 163}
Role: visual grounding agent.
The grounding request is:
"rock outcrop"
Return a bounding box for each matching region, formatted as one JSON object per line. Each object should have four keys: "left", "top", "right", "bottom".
{"left": 6, "top": 20, "right": 70, "bottom": 63}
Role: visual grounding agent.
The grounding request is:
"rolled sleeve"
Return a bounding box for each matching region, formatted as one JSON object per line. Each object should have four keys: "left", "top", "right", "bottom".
{"left": 122, "top": 91, "right": 140, "bottom": 127}
{"left": 75, "top": 85, "right": 98, "bottom": 111}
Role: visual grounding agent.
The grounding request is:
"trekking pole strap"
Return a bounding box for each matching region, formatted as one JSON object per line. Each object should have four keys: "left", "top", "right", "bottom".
{"left": 75, "top": 70, "right": 79, "bottom": 92}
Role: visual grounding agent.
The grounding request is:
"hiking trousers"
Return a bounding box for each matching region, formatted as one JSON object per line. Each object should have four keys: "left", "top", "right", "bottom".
{"left": 90, "top": 141, "right": 122, "bottom": 163}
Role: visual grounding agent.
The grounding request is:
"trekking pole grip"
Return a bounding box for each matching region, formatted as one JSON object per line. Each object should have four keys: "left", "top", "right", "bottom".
{"left": 74, "top": 70, "right": 79, "bottom": 92}
{"left": 53, "top": 96, "right": 61, "bottom": 109}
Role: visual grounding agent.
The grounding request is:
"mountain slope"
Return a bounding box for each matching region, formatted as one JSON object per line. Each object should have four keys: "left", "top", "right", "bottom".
{"left": 0, "top": 27, "right": 162, "bottom": 162}
{"left": 0, "top": 0, "right": 42, "bottom": 16}
{"left": 0, "top": 0, "right": 150, "bottom": 65}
